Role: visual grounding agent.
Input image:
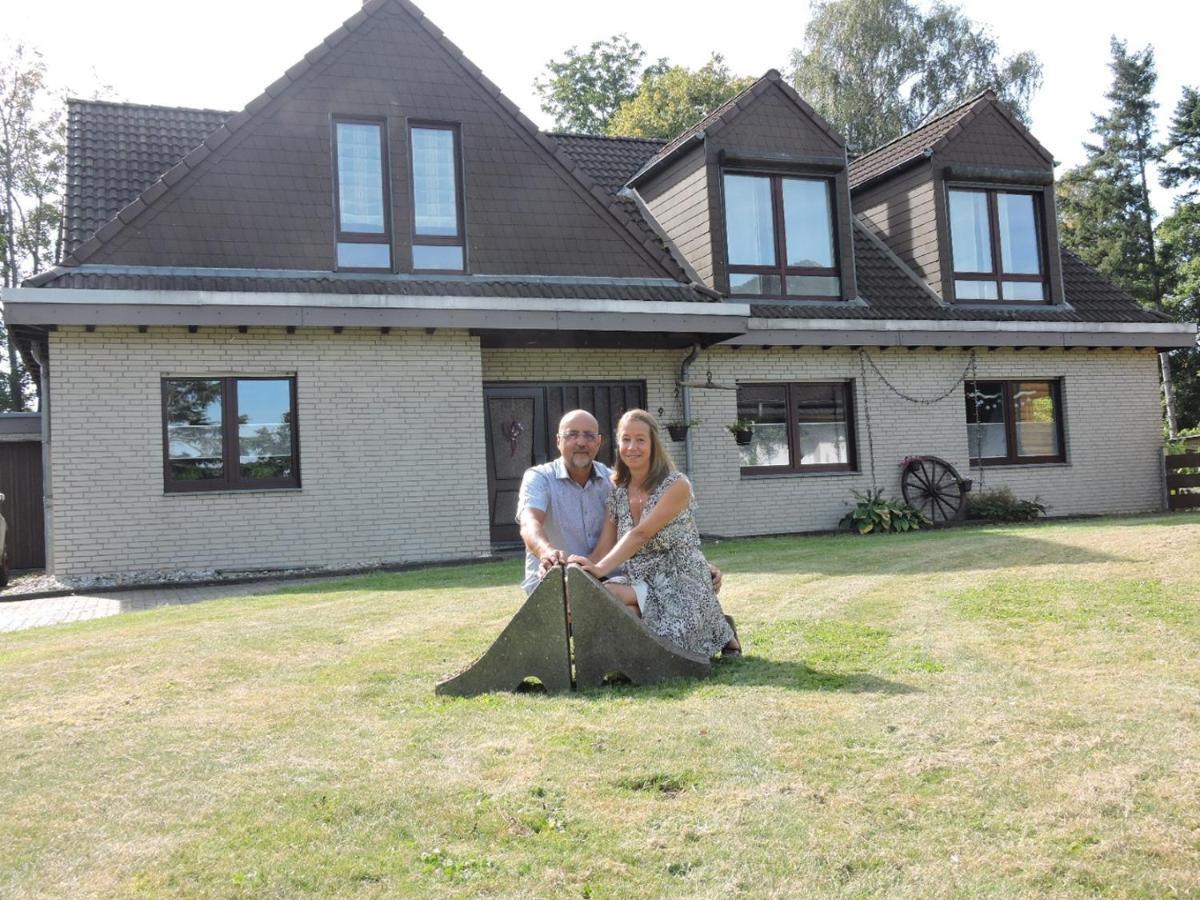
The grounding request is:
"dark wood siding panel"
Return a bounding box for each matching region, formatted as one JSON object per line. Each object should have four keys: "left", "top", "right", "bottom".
{"left": 0, "top": 441, "right": 45, "bottom": 570}
{"left": 641, "top": 146, "right": 712, "bottom": 285}
{"left": 709, "top": 87, "right": 843, "bottom": 159}
{"left": 855, "top": 164, "right": 942, "bottom": 291}
{"left": 939, "top": 105, "right": 1052, "bottom": 172}
{"left": 91, "top": 6, "right": 663, "bottom": 278}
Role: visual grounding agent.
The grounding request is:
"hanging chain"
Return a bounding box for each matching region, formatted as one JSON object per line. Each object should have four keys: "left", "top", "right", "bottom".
{"left": 861, "top": 348, "right": 978, "bottom": 405}
{"left": 857, "top": 350, "right": 879, "bottom": 491}
{"left": 857, "top": 348, "right": 980, "bottom": 494}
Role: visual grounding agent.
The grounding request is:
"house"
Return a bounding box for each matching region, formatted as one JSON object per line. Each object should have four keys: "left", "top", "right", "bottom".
{"left": 2, "top": 0, "right": 1194, "bottom": 579}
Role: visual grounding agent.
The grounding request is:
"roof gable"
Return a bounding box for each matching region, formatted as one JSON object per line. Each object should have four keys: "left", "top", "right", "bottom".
{"left": 63, "top": 0, "right": 681, "bottom": 281}
{"left": 849, "top": 91, "right": 1055, "bottom": 190}
{"left": 629, "top": 70, "right": 846, "bottom": 186}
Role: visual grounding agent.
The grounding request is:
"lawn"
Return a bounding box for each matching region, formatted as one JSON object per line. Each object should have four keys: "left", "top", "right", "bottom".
{"left": 2, "top": 514, "right": 1199, "bottom": 897}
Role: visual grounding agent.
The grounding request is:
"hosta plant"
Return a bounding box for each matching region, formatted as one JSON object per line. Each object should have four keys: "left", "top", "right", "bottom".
{"left": 840, "top": 489, "right": 931, "bottom": 534}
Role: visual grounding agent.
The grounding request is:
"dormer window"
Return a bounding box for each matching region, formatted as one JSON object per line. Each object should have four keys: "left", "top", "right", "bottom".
{"left": 410, "top": 124, "right": 465, "bottom": 272}
{"left": 948, "top": 188, "right": 1045, "bottom": 302}
{"left": 333, "top": 119, "right": 392, "bottom": 271}
{"left": 723, "top": 172, "right": 840, "bottom": 299}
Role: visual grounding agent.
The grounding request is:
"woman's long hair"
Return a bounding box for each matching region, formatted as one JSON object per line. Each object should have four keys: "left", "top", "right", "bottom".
{"left": 611, "top": 408, "right": 676, "bottom": 493}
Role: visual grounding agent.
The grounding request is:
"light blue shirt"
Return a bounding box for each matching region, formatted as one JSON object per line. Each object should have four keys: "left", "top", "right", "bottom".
{"left": 516, "top": 458, "right": 613, "bottom": 594}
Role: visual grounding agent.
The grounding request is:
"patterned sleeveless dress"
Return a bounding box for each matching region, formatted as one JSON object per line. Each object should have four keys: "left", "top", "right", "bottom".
{"left": 607, "top": 471, "right": 734, "bottom": 658}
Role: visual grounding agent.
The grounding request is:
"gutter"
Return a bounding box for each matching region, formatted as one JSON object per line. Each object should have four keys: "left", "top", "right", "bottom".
{"left": 2, "top": 288, "right": 750, "bottom": 334}
{"left": 28, "top": 342, "right": 52, "bottom": 574}
{"left": 724, "top": 316, "right": 1198, "bottom": 351}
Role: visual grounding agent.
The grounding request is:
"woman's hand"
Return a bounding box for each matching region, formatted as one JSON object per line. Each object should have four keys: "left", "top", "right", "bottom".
{"left": 568, "top": 555, "right": 611, "bottom": 579}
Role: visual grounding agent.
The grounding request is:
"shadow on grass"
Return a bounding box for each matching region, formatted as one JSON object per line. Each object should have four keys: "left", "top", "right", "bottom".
{"left": 570, "top": 656, "right": 917, "bottom": 699}
{"left": 263, "top": 513, "right": 1181, "bottom": 603}
{"left": 708, "top": 528, "right": 1123, "bottom": 577}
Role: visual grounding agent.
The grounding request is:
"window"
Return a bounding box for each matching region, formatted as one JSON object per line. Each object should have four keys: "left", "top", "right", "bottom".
{"left": 723, "top": 172, "right": 840, "bottom": 299}
{"left": 163, "top": 377, "right": 299, "bottom": 492}
{"left": 965, "top": 380, "right": 1064, "bottom": 465}
{"left": 948, "top": 188, "right": 1046, "bottom": 302}
{"left": 737, "top": 382, "right": 856, "bottom": 473}
{"left": 334, "top": 119, "right": 391, "bottom": 270}
{"left": 410, "top": 124, "right": 465, "bottom": 271}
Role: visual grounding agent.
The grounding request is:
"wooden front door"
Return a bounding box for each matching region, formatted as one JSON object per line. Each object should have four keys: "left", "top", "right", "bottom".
{"left": 483, "top": 381, "right": 645, "bottom": 544}
{"left": 0, "top": 441, "right": 45, "bottom": 571}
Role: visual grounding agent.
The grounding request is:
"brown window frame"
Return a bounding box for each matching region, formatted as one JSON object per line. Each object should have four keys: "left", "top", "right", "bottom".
{"left": 408, "top": 121, "right": 467, "bottom": 274}
{"left": 965, "top": 379, "right": 1065, "bottom": 466}
{"left": 947, "top": 186, "right": 1048, "bottom": 304}
{"left": 162, "top": 376, "right": 301, "bottom": 493}
{"left": 332, "top": 116, "right": 393, "bottom": 273}
{"left": 738, "top": 381, "right": 858, "bottom": 476}
{"left": 723, "top": 171, "right": 841, "bottom": 301}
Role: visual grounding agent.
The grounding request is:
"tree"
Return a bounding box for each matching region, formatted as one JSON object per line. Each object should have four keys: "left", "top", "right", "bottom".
{"left": 789, "top": 0, "right": 1042, "bottom": 156}
{"left": 0, "top": 44, "right": 64, "bottom": 411}
{"left": 534, "top": 35, "right": 666, "bottom": 134}
{"left": 607, "top": 55, "right": 754, "bottom": 140}
{"left": 1158, "top": 86, "right": 1200, "bottom": 429}
{"left": 1158, "top": 204, "right": 1200, "bottom": 428}
{"left": 1160, "top": 87, "right": 1200, "bottom": 199}
{"left": 1057, "top": 39, "right": 1181, "bottom": 435}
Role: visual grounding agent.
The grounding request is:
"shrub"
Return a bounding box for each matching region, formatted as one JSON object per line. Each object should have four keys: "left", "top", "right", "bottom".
{"left": 966, "top": 487, "right": 1047, "bottom": 523}
{"left": 840, "top": 489, "right": 931, "bottom": 534}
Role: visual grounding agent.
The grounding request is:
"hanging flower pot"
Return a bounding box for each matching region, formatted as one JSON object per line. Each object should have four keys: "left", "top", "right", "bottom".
{"left": 728, "top": 420, "right": 754, "bottom": 446}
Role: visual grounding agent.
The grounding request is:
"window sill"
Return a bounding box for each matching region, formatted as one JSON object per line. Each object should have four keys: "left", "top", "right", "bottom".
{"left": 740, "top": 468, "right": 862, "bottom": 480}
{"left": 969, "top": 460, "right": 1069, "bottom": 469}
{"left": 163, "top": 487, "right": 304, "bottom": 497}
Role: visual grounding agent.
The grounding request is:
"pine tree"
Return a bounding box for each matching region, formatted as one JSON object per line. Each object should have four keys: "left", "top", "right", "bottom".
{"left": 1057, "top": 38, "right": 1179, "bottom": 436}
{"left": 1158, "top": 85, "right": 1200, "bottom": 430}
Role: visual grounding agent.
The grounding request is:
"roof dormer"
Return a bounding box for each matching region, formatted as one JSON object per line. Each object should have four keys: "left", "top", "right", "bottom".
{"left": 627, "top": 71, "right": 858, "bottom": 303}
{"left": 850, "top": 91, "right": 1066, "bottom": 307}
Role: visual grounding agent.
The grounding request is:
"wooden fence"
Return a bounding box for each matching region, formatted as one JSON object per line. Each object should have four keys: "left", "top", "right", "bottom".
{"left": 1165, "top": 450, "right": 1200, "bottom": 511}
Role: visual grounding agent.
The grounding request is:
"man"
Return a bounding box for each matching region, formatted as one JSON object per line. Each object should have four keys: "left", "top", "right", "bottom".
{"left": 516, "top": 408, "right": 720, "bottom": 595}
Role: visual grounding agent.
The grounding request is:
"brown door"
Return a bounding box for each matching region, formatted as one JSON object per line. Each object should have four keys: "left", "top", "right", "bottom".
{"left": 484, "top": 387, "right": 548, "bottom": 544}
{"left": 483, "top": 381, "right": 645, "bottom": 544}
{"left": 0, "top": 441, "right": 46, "bottom": 570}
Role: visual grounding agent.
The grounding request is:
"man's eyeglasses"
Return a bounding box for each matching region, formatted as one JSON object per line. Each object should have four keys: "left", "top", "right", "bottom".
{"left": 559, "top": 430, "right": 601, "bottom": 442}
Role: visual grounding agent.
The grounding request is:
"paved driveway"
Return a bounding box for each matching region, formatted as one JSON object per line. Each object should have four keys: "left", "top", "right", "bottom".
{"left": 0, "top": 581, "right": 291, "bottom": 633}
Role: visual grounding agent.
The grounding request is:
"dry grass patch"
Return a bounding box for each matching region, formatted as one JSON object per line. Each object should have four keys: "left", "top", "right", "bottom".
{"left": 2, "top": 513, "right": 1199, "bottom": 897}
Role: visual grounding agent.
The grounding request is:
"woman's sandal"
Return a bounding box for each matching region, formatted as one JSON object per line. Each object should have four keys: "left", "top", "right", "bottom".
{"left": 722, "top": 614, "right": 742, "bottom": 659}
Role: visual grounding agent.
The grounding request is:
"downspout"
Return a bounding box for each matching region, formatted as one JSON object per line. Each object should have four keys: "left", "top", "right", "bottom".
{"left": 679, "top": 343, "right": 701, "bottom": 476}
{"left": 29, "top": 340, "right": 52, "bottom": 574}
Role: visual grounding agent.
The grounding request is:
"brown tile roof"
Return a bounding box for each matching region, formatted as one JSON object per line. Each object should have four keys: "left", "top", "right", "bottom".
{"left": 29, "top": 268, "right": 711, "bottom": 302}
{"left": 64, "top": 100, "right": 230, "bottom": 254}
{"left": 549, "top": 134, "right": 665, "bottom": 195}
{"left": 848, "top": 90, "right": 1055, "bottom": 190}
{"left": 750, "top": 226, "right": 1167, "bottom": 324}
{"left": 627, "top": 70, "right": 845, "bottom": 187}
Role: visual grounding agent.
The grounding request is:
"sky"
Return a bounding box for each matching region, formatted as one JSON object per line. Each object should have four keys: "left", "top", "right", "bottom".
{"left": 8, "top": 0, "right": 1199, "bottom": 209}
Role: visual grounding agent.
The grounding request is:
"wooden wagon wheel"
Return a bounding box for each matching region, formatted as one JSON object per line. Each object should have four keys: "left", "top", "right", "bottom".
{"left": 900, "top": 456, "right": 970, "bottom": 526}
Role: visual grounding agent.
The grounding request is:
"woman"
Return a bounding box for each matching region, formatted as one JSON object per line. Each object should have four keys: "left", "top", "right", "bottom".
{"left": 569, "top": 409, "right": 740, "bottom": 659}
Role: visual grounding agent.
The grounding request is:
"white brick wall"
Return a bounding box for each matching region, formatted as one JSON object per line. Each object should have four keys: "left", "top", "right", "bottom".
{"left": 48, "top": 327, "right": 490, "bottom": 577}
{"left": 46, "top": 335, "right": 1165, "bottom": 576}
{"left": 487, "top": 345, "right": 1165, "bottom": 536}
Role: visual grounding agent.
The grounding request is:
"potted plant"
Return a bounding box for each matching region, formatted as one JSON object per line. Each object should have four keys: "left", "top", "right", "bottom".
{"left": 666, "top": 417, "right": 699, "bottom": 442}
{"left": 727, "top": 419, "right": 755, "bottom": 446}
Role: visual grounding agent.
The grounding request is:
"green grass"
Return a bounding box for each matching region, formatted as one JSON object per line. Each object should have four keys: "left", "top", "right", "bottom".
{"left": 3, "top": 513, "right": 1200, "bottom": 897}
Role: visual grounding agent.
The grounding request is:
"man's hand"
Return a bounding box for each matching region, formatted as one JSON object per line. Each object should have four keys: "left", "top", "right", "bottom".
{"left": 537, "top": 548, "right": 567, "bottom": 577}
{"left": 709, "top": 563, "right": 723, "bottom": 594}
